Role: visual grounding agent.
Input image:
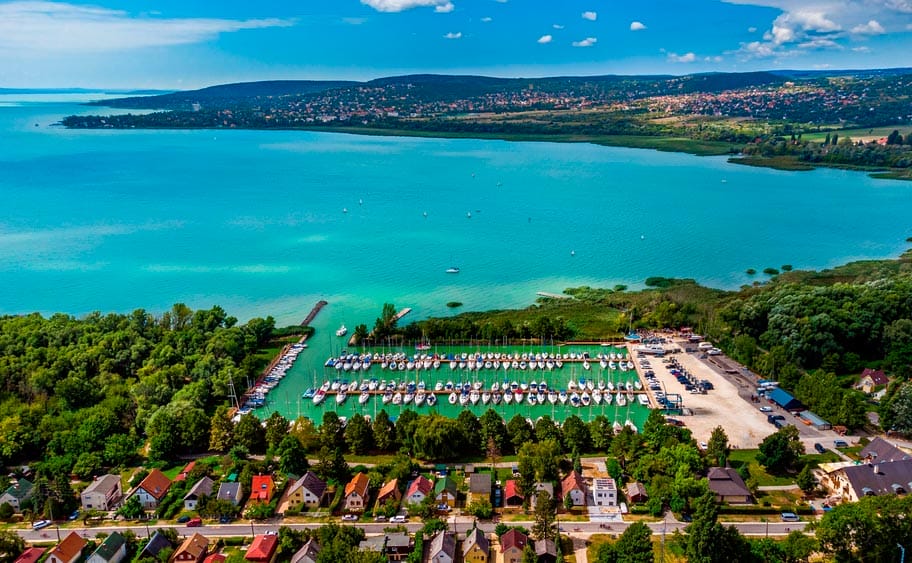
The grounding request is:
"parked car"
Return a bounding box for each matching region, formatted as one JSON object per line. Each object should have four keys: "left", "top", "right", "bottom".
{"left": 177, "top": 516, "right": 191, "bottom": 523}
{"left": 342, "top": 514, "right": 359, "bottom": 521}
{"left": 780, "top": 512, "right": 800, "bottom": 522}
{"left": 187, "top": 518, "right": 203, "bottom": 527}
{"left": 32, "top": 520, "right": 51, "bottom": 530}
{"left": 814, "top": 443, "right": 826, "bottom": 454}
{"left": 374, "top": 515, "right": 387, "bottom": 522}
{"left": 759, "top": 406, "right": 773, "bottom": 412}
{"left": 389, "top": 515, "right": 408, "bottom": 523}
{"left": 834, "top": 439, "right": 849, "bottom": 448}
{"left": 219, "top": 516, "right": 233, "bottom": 524}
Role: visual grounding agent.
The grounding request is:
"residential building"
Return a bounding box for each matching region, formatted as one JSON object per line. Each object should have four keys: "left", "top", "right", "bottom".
{"left": 462, "top": 528, "right": 489, "bottom": 563}
{"left": 184, "top": 477, "right": 215, "bottom": 511}
{"left": 405, "top": 476, "right": 433, "bottom": 505}
{"left": 203, "top": 555, "right": 226, "bottom": 563}
{"left": 250, "top": 475, "right": 275, "bottom": 503}
{"left": 530, "top": 483, "right": 554, "bottom": 509}
{"left": 707, "top": 467, "right": 752, "bottom": 504}
{"left": 138, "top": 532, "right": 172, "bottom": 561}
{"left": 560, "top": 470, "right": 587, "bottom": 507}
{"left": 217, "top": 482, "right": 243, "bottom": 506}
{"left": 14, "top": 547, "right": 45, "bottom": 563}
{"left": 426, "top": 530, "right": 455, "bottom": 563}
{"left": 859, "top": 438, "right": 910, "bottom": 464}
{"left": 245, "top": 534, "right": 278, "bottom": 563}
{"left": 504, "top": 480, "right": 523, "bottom": 507}
{"left": 0, "top": 478, "right": 33, "bottom": 512}
{"left": 132, "top": 469, "right": 172, "bottom": 509}
{"left": 344, "top": 472, "right": 370, "bottom": 512}
{"left": 290, "top": 539, "right": 320, "bottom": 563}
{"left": 592, "top": 478, "right": 617, "bottom": 507}
{"left": 172, "top": 534, "right": 208, "bottom": 563}
{"left": 376, "top": 478, "right": 401, "bottom": 508}
{"left": 625, "top": 482, "right": 648, "bottom": 504}
{"left": 87, "top": 532, "right": 126, "bottom": 563}
{"left": 859, "top": 368, "right": 889, "bottom": 393}
{"left": 468, "top": 473, "right": 491, "bottom": 500}
{"left": 174, "top": 462, "right": 196, "bottom": 483}
{"left": 434, "top": 477, "right": 457, "bottom": 508}
{"left": 499, "top": 529, "right": 528, "bottom": 563}
{"left": 534, "top": 539, "right": 558, "bottom": 563}
{"left": 285, "top": 472, "right": 328, "bottom": 510}
{"left": 47, "top": 532, "right": 87, "bottom": 563}
{"left": 358, "top": 533, "right": 411, "bottom": 561}
{"left": 81, "top": 475, "right": 123, "bottom": 511}
{"left": 823, "top": 458, "right": 912, "bottom": 503}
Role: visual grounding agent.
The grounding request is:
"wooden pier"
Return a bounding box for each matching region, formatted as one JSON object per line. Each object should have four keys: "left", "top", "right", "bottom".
{"left": 301, "top": 300, "right": 328, "bottom": 327}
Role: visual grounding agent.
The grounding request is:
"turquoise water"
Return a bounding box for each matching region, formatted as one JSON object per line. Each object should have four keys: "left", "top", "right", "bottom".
{"left": 3, "top": 97, "right": 912, "bottom": 423}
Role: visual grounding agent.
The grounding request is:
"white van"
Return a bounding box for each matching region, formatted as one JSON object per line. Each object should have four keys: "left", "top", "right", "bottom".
{"left": 698, "top": 342, "right": 714, "bottom": 350}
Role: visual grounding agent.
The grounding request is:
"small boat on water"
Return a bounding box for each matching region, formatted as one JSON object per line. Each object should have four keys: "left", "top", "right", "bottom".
{"left": 482, "top": 391, "right": 491, "bottom": 404}
{"left": 446, "top": 266, "right": 460, "bottom": 274}
{"left": 504, "top": 391, "right": 513, "bottom": 404}
{"left": 558, "top": 390, "right": 568, "bottom": 404}
{"left": 613, "top": 421, "right": 623, "bottom": 433}
{"left": 302, "top": 388, "right": 315, "bottom": 399}
{"left": 448, "top": 392, "right": 458, "bottom": 404}
{"left": 427, "top": 393, "right": 437, "bottom": 406}
{"left": 570, "top": 392, "right": 580, "bottom": 407}
{"left": 415, "top": 391, "right": 426, "bottom": 406}
{"left": 336, "top": 324, "right": 348, "bottom": 337}
{"left": 403, "top": 392, "right": 414, "bottom": 404}
{"left": 581, "top": 392, "right": 591, "bottom": 406}
{"left": 336, "top": 392, "right": 347, "bottom": 405}
{"left": 359, "top": 392, "right": 370, "bottom": 405}
{"left": 393, "top": 392, "right": 402, "bottom": 405}
{"left": 382, "top": 390, "right": 393, "bottom": 404}
{"left": 548, "top": 391, "right": 558, "bottom": 404}
{"left": 592, "top": 390, "right": 602, "bottom": 404}
{"left": 493, "top": 392, "right": 502, "bottom": 404}
{"left": 313, "top": 389, "right": 326, "bottom": 405}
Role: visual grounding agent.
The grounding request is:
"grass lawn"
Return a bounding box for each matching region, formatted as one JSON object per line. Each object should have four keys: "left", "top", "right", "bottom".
{"left": 587, "top": 533, "right": 687, "bottom": 563}
{"left": 803, "top": 126, "right": 911, "bottom": 143}
{"left": 345, "top": 454, "right": 400, "bottom": 465}
{"left": 160, "top": 464, "right": 186, "bottom": 480}
{"left": 755, "top": 489, "right": 804, "bottom": 507}
{"left": 727, "top": 450, "right": 797, "bottom": 487}
{"left": 801, "top": 451, "right": 841, "bottom": 467}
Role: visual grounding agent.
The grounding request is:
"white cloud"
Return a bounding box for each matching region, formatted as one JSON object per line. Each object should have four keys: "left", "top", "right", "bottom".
{"left": 572, "top": 36, "right": 597, "bottom": 47}
{"left": 481, "top": 16, "right": 492, "bottom": 22}
{"left": 435, "top": 2, "right": 455, "bottom": 13}
{"left": 443, "top": 31, "right": 462, "bottom": 39}
{"left": 0, "top": 1, "right": 292, "bottom": 53}
{"left": 361, "top": 0, "right": 454, "bottom": 12}
{"left": 629, "top": 21, "right": 646, "bottom": 31}
{"left": 552, "top": 24, "right": 564, "bottom": 29}
{"left": 537, "top": 34, "right": 553, "bottom": 44}
{"left": 748, "top": 26, "right": 757, "bottom": 32}
{"left": 704, "top": 55, "right": 724, "bottom": 62}
{"left": 852, "top": 19, "right": 885, "bottom": 34}
{"left": 852, "top": 45, "right": 872, "bottom": 51}
{"left": 667, "top": 51, "right": 696, "bottom": 62}
{"left": 581, "top": 11, "right": 597, "bottom": 21}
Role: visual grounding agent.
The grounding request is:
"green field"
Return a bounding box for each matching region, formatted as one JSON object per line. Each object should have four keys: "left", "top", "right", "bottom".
{"left": 803, "top": 125, "right": 912, "bottom": 142}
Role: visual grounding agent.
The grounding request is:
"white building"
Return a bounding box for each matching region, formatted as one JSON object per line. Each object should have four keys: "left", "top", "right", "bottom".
{"left": 592, "top": 478, "right": 617, "bottom": 507}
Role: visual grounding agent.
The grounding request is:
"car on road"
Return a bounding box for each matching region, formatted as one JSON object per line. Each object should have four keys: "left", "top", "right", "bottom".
{"left": 780, "top": 512, "right": 800, "bottom": 522}
{"left": 814, "top": 443, "right": 826, "bottom": 454}
{"left": 177, "top": 516, "right": 191, "bottom": 524}
{"left": 374, "top": 515, "right": 387, "bottom": 522}
{"left": 342, "top": 514, "right": 359, "bottom": 521}
{"left": 187, "top": 518, "right": 203, "bottom": 527}
{"left": 68, "top": 510, "right": 79, "bottom": 521}
{"left": 389, "top": 515, "right": 408, "bottom": 523}
{"left": 759, "top": 406, "right": 773, "bottom": 412}
{"left": 32, "top": 520, "right": 51, "bottom": 530}
{"left": 219, "top": 516, "right": 233, "bottom": 524}
{"left": 699, "top": 442, "right": 708, "bottom": 450}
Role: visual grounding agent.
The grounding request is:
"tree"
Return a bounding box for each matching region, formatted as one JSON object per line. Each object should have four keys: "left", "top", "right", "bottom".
{"left": 782, "top": 529, "right": 816, "bottom": 563}
{"left": 756, "top": 425, "right": 804, "bottom": 473}
{"left": 534, "top": 416, "right": 562, "bottom": 444}
{"left": 117, "top": 495, "right": 144, "bottom": 520}
{"left": 372, "top": 410, "right": 396, "bottom": 452}
{"left": 507, "top": 415, "right": 534, "bottom": 454}
{"left": 795, "top": 464, "right": 816, "bottom": 495}
{"left": 314, "top": 446, "right": 349, "bottom": 483}
{"left": 465, "top": 497, "right": 493, "bottom": 519}
{"left": 264, "top": 412, "right": 289, "bottom": 451}
{"left": 532, "top": 491, "right": 556, "bottom": 540}
{"left": 479, "top": 409, "right": 507, "bottom": 454}
{"left": 563, "top": 492, "right": 573, "bottom": 512}
{"left": 456, "top": 411, "right": 481, "bottom": 454}
{"left": 395, "top": 410, "right": 419, "bottom": 453}
{"left": 0, "top": 529, "right": 25, "bottom": 561}
{"left": 562, "top": 415, "right": 590, "bottom": 453}
{"left": 276, "top": 434, "right": 309, "bottom": 476}
{"left": 319, "top": 412, "right": 345, "bottom": 451}
{"left": 706, "top": 426, "right": 730, "bottom": 467}
{"left": 521, "top": 543, "right": 537, "bottom": 563}
{"left": 103, "top": 433, "right": 139, "bottom": 468}
{"left": 0, "top": 503, "right": 14, "bottom": 521}
{"left": 588, "top": 415, "right": 613, "bottom": 452}
{"left": 614, "top": 521, "right": 654, "bottom": 563}
{"left": 345, "top": 414, "right": 374, "bottom": 455}
{"left": 234, "top": 413, "right": 266, "bottom": 454}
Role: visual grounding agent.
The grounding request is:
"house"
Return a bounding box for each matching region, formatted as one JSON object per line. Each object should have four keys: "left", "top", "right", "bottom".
{"left": 217, "top": 482, "right": 243, "bottom": 506}
{"left": 138, "top": 532, "right": 172, "bottom": 561}
{"left": 203, "top": 555, "right": 226, "bottom": 563}
{"left": 87, "top": 532, "right": 126, "bottom": 563}
{"left": 859, "top": 437, "right": 910, "bottom": 464}
{"left": 468, "top": 473, "right": 491, "bottom": 500}
{"left": 376, "top": 479, "right": 401, "bottom": 508}
{"left": 592, "top": 478, "right": 617, "bottom": 507}
{"left": 707, "top": 467, "right": 752, "bottom": 504}
{"left": 530, "top": 482, "right": 554, "bottom": 509}
{"left": 560, "top": 470, "right": 587, "bottom": 507}
{"left": 499, "top": 529, "right": 528, "bottom": 563}
{"left": 0, "top": 478, "right": 33, "bottom": 512}
{"left": 14, "top": 547, "right": 45, "bottom": 563}
{"left": 434, "top": 477, "right": 457, "bottom": 508}
{"left": 172, "top": 533, "right": 208, "bottom": 563}
{"left": 426, "top": 530, "right": 455, "bottom": 563}
{"left": 132, "top": 469, "right": 172, "bottom": 509}
{"left": 290, "top": 539, "right": 320, "bottom": 563}
{"left": 462, "top": 528, "right": 489, "bottom": 563}
{"left": 823, "top": 458, "right": 912, "bottom": 503}
{"left": 184, "top": 477, "right": 215, "bottom": 511}
{"left": 859, "top": 368, "right": 889, "bottom": 393}
{"left": 534, "top": 539, "right": 558, "bottom": 563}
{"left": 174, "top": 462, "right": 196, "bottom": 483}
{"left": 626, "top": 482, "right": 649, "bottom": 504}
{"left": 245, "top": 534, "right": 278, "bottom": 563}
{"left": 767, "top": 388, "right": 802, "bottom": 412}
{"left": 504, "top": 480, "right": 523, "bottom": 507}
{"left": 285, "top": 472, "right": 328, "bottom": 511}
{"left": 359, "top": 533, "right": 412, "bottom": 562}
{"left": 47, "top": 532, "right": 87, "bottom": 563}
{"left": 405, "top": 476, "right": 433, "bottom": 505}
{"left": 250, "top": 475, "right": 275, "bottom": 503}
{"left": 343, "top": 472, "right": 370, "bottom": 512}
{"left": 81, "top": 475, "right": 123, "bottom": 511}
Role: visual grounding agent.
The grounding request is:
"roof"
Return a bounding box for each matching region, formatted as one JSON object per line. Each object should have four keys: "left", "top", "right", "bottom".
{"left": 768, "top": 388, "right": 802, "bottom": 410}
{"left": 251, "top": 475, "right": 274, "bottom": 501}
{"left": 139, "top": 532, "right": 172, "bottom": 559}
{"left": 842, "top": 458, "right": 912, "bottom": 497}
{"left": 377, "top": 479, "right": 399, "bottom": 500}
{"left": 14, "top": 547, "right": 46, "bottom": 563}
{"left": 862, "top": 368, "right": 889, "bottom": 385}
{"left": 296, "top": 472, "right": 327, "bottom": 499}
{"left": 707, "top": 467, "right": 752, "bottom": 498}
{"left": 434, "top": 477, "right": 457, "bottom": 496}
{"left": 50, "top": 532, "right": 87, "bottom": 563}
{"left": 83, "top": 475, "right": 121, "bottom": 497}
{"left": 535, "top": 539, "right": 557, "bottom": 557}
{"left": 344, "top": 472, "right": 369, "bottom": 499}
{"left": 3, "top": 478, "right": 33, "bottom": 500}
{"left": 860, "top": 437, "right": 910, "bottom": 464}
{"left": 175, "top": 533, "right": 208, "bottom": 561}
{"left": 245, "top": 535, "right": 278, "bottom": 562}
{"left": 561, "top": 470, "right": 586, "bottom": 494}
{"left": 185, "top": 477, "right": 215, "bottom": 500}
{"left": 799, "top": 411, "right": 830, "bottom": 426}
{"left": 504, "top": 480, "right": 522, "bottom": 500}
{"left": 137, "top": 469, "right": 172, "bottom": 500}
{"left": 217, "top": 482, "right": 241, "bottom": 501}
{"left": 90, "top": 532, "right": 125, "bottom": 562}
{"left": 360, "top": 533, "right": 411, "bottom": 553}
{"left": 174, "top": 461, "right": 196, "bottom": 483}
{"left": 428, "top": 531, "right": 455, "bottom": 560}
{"left": 593, "top": 478, "right": 616, "bottom": 491}
{"left": 626, "top": 482, "right": 648, "bottom": 499}
{"left": 203, "top": 555, "right": 226, "bottom": 563}
{"left": 406, "top": 476, "right": 433, "bottom": 497}
{"left": 469, "top": 473, "right": 492, "bottom": 494}
{"left": 462, "top": 528, "right": 489, "bottom": 556}
{"left": 500, "top": 529, "right": 528, "bottom": 552}
{"left": 290, "top": 540, "right": 321, "bottom": 563}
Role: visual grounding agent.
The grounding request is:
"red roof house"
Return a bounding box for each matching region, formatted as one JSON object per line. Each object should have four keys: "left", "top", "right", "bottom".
{"left": 250, "top": 475, "right": 275, "bottom": 503}
{"left": 245, "top": 535, "right": 279, "bottom": 563}
{"left": 504, "top": 480, "right": 523, "bottom": 506}
{"left": 14, "top": 547, "right": 46, "bottom": 563}
{"left": 499, "top": 529, "right": 528, "bottom": 563}
{"left": 174, "top": 461, "right": 196, "bottom": 482}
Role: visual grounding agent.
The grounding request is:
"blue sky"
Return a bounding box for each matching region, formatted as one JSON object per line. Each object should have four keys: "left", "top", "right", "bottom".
{"left": 1, "top": 0, "right": 911, "bottom": 88}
